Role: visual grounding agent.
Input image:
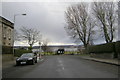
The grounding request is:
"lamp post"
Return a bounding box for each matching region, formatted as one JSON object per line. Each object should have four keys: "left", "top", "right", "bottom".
{"left": 13, "top": 14, "right": 26, "bottom": 25}
{"left": 39, "top": 41, "right": 42, "bottom": 59}
{"left": 13, "top": 13, "right": 26, "bottom": 56}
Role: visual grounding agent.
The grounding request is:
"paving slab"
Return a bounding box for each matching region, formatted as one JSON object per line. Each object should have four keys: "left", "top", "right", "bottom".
{"left": 80, "top": 56, "right": 119, "bottom": 66}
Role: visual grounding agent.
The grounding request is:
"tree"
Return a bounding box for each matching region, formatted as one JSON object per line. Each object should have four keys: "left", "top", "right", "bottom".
{"left": 41, "top": 38, "right": 50, "bottom": 52}
{"left": 13, "top": 29, "right": 20, "bottom": 52}
{"left": 65, "top": 3, "right": 95, "bottom": 49}
{"left": 92, "top": 2, "right": 117, "bottom": 43}
{"left": 14, "top": 29, "right": 20, "bottom": 41}
{"left": 20, "top": 27, "right": 41, "bottom": 50}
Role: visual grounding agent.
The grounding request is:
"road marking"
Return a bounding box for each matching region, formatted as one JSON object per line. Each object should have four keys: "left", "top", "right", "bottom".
{"left": 57, "top": 57, "right": 65, "bottom": 71}
{"left": 60, "top": 63, "right": 63, "bottom": 66}
{"left": 58, "top": 60, "right": 62, "bottom": 63}
{"left": 57, "top": 58, "right": 62, "bottom": 63}
{"left": 57, "top": 57, "right": 60, "bottom": 61}
{"left": 37, "top": 59, "right": 43, "bottom": 62}
{"left": 40, "top": 59, "right": 43, "bottom": 61}
{"left": 62, "top": 67, "right": 65, "bottom": 70}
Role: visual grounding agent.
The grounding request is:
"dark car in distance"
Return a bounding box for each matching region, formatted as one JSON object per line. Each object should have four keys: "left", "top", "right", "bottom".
{"left": 16, "top": 53, "right": 37, "bottom": 65}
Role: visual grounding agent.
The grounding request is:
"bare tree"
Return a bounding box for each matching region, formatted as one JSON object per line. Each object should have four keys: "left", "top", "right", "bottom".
{"left": 92, "top": 2, "right": 117, "bottom": 43}
{"left": 41, "top": 38, "right": 50, "bottom": 52}
{"left": 65, "top": 3, "right": 95, "bottom": 49}
{"left": 20, "top": 27, "right": 41, "bottom": 50}
{"left": 14, "top": 29, "right": 20, "bottom": 41}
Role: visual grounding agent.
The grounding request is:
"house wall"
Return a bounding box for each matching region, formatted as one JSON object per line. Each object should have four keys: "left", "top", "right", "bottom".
{"left": 90, "top": 53, "right": 114, "bottom": 59}
{"left": 0, "top": 16, "right": 14, "bottom": 47}
{"left": 0, "top": 21, "right": 2, "bottom": 54}
{"left": 0, "top": 16, "right": 14, "bottom": 54}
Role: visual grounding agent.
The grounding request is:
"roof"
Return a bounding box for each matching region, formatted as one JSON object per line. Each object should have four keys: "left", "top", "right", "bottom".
{"left": 0, "top": 16, "right": 14, "bottom": 29}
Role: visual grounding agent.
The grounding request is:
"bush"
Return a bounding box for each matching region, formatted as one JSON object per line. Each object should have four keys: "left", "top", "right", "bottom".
{"left": 87, "top": 42, "right": 120, "bottom": 58}
{"left": 28, "top": 46, "right": 32, "bottom": 50}
{"left": 115, "top": 41, "right": 120, "bottom": 58}
{"left": 14, "top": 49, "right": 32, "bottom": 57}
{"left": 115, "top": 41, "right": 120, "bottom": 54}
{"left": 88, "top": 42, "right": 115, "bottom": 54}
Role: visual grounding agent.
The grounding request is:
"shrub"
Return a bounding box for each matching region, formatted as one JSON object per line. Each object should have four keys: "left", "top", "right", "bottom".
{"left": 14, "top": 49, "right": 32, "bottom": 57}
{"left": 115, "top": 41, "right": 120, "bottom": 58}
{"left": 88, "top": 42, "right": 115, "bottom": 53}
{"left": 115, "top": 41, "right": 120, "bottom": 54}
{"left": 87, "top": 42, "right": 120, "bottom": 58}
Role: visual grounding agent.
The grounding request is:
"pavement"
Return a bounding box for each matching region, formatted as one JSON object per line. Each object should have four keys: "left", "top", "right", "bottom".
{"left": 2, "top": 58, "right": 15, "bottom": 69}
{"left": 79, "top": 55, "right": 119, "bottom": 66}
{"left": 0, "top": 54, "right": 2, "bottom": 79}
{"left": 0, "top": 55, "right": 2, "bottom": 68}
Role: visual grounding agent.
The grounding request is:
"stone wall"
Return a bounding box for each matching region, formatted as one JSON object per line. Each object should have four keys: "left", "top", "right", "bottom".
{"left": 88, "top": 42, "right": 119, "bottom": 59}
{"left": 2, "top": 54, "right": 14, "bottom": 62}
{"left": 0, "top": 21, "right": 2, "bottom": 54}
{"left": 90, "top": 53, "right": 114, "bottom": 59}
{"left": 0, "top": 16, "right": 14, "bottom": 47}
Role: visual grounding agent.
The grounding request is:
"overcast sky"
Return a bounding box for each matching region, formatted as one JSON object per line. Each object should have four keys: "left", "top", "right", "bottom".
{"left": 1, "top": 0, "right": 118, "bottom": 46}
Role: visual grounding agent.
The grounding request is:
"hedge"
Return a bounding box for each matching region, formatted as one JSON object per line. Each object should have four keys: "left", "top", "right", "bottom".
{"left": 115, "top": 41, "right": 120, "bottom": 54}
{"left": 14, "top": 49, "right": 32, "bottom": 57}
{"left": 88, "top": 41, "right": 120, "bottom": 58}
{"left": 88, "top": 42, "right": 115, "bottom": 53}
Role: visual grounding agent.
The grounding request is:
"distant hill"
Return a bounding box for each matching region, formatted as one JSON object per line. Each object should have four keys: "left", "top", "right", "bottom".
{"left": 14, "top": 45, "right": 83, "bottom": 49}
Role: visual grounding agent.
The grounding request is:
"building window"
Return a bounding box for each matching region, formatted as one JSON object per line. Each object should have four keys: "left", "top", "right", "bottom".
{"left": 3, "top": 42, "right": 6, "bottom": 45}
{"left": 3, "top": 35, "right": 6, "bottom": 39}
{"left": 9, "top": 43, "right": 11, "bottom": 45}
{"left": 8, "top": 29, "right": 11, "bottom": 38}
{"left": 3, "top": 25, "right": 7, "bottom": 39}
{"left": 4, "top": 26, "right": 7, "bottom": 29}
{"left": 8, "top": 37, "right": 11, "bottom": 40}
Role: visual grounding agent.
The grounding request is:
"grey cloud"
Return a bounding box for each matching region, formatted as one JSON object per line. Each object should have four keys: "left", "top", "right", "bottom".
{"left": 2, "top": 2, "right": 115, "bottom": 46}
{"left": 2, "top": 2, "right": 75, "bottom": 46}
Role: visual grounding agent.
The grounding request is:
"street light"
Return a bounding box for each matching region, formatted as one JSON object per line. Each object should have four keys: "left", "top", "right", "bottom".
{"left": 13, "top": 14, "right": 26, "bottom": 23}
{"left": 20, "top": 13, "right": 26, "bottom": 15}
{"left": 13, "top": 13, "right": 26, "bottom": 56}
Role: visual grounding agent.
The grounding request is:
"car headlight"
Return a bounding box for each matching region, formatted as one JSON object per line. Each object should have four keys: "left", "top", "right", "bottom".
{"left": 28, "top": 58, "right": 33, "bottom": 60}
{"left": 16, "top": 58, "right": 20, "bottom": 61}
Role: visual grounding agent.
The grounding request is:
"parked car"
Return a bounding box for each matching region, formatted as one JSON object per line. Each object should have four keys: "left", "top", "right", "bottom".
{"left": 16, "top": 53, "right": 37, "bottom": 65}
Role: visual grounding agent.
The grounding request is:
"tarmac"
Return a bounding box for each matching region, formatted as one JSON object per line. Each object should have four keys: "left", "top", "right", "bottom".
{"left": 2, "top": 55, "right": 119, "bottom": 70}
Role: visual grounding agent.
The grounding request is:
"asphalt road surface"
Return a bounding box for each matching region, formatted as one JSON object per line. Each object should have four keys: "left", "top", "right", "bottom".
{"left": 2, "top": 55, "right": 118, "bottom": 78}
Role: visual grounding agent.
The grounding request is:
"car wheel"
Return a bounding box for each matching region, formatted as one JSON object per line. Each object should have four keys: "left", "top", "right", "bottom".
{"left": 35, "top": 60, "right": 37, "bottom": 63}
{"left": 16, "top": 62, "right": 20, "bottom": 66}
{"left": 35, "top": 58, "right": 37, "bottom": 63}
{"left": 31, "top": 60, "right": 35, "bottom": 65}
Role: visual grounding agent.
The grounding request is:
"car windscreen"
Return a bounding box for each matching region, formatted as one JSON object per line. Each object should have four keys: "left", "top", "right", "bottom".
{"left": 21, "top": 53, "right": 33, "bottom": 58}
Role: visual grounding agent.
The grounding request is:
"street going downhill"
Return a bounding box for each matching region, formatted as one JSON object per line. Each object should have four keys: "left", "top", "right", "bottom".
{"left": 3, "top": 55, "right": 118, "bottom": 78}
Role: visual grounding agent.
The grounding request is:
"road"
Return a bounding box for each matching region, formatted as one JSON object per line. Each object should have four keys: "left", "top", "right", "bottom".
{"left": 2, "top": 55, "right": 118, "bottom": 78}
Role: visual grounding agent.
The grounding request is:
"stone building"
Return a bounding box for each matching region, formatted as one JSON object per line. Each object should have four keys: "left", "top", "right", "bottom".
{"left": 0, "top": 16, "right": 14, "bottom": 54}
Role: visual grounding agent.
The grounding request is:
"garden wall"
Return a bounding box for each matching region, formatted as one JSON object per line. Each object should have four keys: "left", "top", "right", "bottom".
{"left": 88, "top": 41, "right": 120, "bottom": 59}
